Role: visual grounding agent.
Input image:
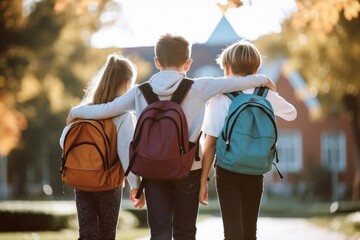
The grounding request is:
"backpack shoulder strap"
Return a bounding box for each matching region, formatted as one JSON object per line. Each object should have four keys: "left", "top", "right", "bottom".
{"left": 171, "top": 78, "right": 194, "bottom": 104}
{"left": 225, "top": 91, "right": 241, "bottom": 100}
{"left": 139, "top": 82, "right": 160, "bottom": 104}
{"left": 253, "top": 87, "right": 269, "bottom": 97}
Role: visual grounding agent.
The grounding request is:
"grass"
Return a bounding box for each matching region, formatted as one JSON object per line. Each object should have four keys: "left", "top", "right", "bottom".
{"left": 310, "top": 213, "right": 360, "bottom": 239}
{"left": 259, "top": 197, "right": 331, "bottom": 217}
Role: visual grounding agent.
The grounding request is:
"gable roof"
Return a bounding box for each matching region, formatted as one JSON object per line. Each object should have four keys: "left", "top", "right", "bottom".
{"left": 205, "top": 16, "right": 242, "bottom": 45}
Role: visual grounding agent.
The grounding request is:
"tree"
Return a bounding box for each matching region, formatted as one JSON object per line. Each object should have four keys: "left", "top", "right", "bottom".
{"left": 290, "top": 0, "right": 360, "bottom": 200}
{"left": 255, "top": 0, "right": 360, "bottom": 199}
{"left": 292, "top": 0, "right": 360, "bottom": 33}
{"left": 0, "top": 0, "right": 28, "bottom": 156}
{"left": 0, "top": 0, "right": 120, "bottom": 197}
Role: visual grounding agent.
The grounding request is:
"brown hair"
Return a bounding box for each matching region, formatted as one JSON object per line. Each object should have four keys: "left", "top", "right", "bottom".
{"left": 82, "top": 54, "right": 136, "bottom": 105}
{"left": 216, "top": 40, "right": 262, "bottom": 76}
{"left": 155, "top": 33, "right": 191, "bottom": 68}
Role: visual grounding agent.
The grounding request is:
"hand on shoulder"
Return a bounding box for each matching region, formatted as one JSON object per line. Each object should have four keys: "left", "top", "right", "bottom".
{"left": 256, "top": 74, "right": 276, "bottom": 92}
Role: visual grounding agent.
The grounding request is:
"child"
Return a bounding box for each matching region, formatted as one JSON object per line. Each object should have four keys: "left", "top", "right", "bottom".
{"left": 66, "top": 34, "right": 275, "bottom": 239}
{"left": 60, "top": 54, "right": 145, "bottom": 240}
{"left": 199, "top": 40, "right": 297, "bottom": 240}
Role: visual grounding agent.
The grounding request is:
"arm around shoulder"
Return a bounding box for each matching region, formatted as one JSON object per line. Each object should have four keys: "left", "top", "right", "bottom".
{"left": 196, "top": 74, "right": 272, "bottom": 100}
{"left": 69, "top": 87, "right": 137, "bottom": 121}
{"left": 256, "top": 74, "right": 276, "bottom": 92}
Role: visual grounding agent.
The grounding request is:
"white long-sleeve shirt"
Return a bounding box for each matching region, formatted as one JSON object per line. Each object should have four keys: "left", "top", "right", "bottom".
{"left": 69, "top": 70, "right": 268, "bottom": 171}
{"left": 59, "top": 112, "right": 141, "bottom": 189}
{"left": 202, "top": 88, "right": 297, "bottom": 138}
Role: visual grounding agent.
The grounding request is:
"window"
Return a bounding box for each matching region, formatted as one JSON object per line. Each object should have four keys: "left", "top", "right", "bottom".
{"left": 321, "top": 131, "right": 346, "bottom": 172}
{"left": 277, "top": 130, "right": 302, "bottom": 172}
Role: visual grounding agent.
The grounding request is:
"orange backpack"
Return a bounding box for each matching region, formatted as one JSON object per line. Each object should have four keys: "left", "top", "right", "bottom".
{"left": 60, "top": 119, "right": 124, "bottom": 192}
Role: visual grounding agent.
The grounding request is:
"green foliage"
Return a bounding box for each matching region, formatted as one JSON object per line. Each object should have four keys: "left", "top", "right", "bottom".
{"left": 0, "top": 0, "right": 119, "bottom": 198}
{"left": 311, "top": 213, "right": 360, "bottom": 239}
{"left": 256, "top": 15, "right": 360, "bottom": 113}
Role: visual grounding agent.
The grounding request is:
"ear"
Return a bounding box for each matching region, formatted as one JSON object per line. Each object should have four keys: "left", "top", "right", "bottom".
{"left": 224, "top": 64, "right": 231, "bottom": 76}
{"left": 154, "top": 57, "right": 162, "bottom": 69}
{"left": 184, "top": 58, "right": 193, "bottom": 71}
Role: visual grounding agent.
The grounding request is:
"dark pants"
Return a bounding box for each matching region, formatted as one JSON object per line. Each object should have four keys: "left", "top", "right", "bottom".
{"left": 145, "top": 169, "right": 201, "bottom": 240}
{"left": 216, "top": 167, "right": 263, "bottom": 240}
{"left": 75, "top": 187, "right": 122, "bottom": 240}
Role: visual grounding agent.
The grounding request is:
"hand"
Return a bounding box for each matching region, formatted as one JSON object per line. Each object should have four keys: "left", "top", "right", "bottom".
{"left": 264, "top": 76, "right": 276, "bottom": 92}
{"left": 130, "top": 188, "right": 145, "bottom": 209}
{"left": 199, "top": 184, "right": 209, "bottom": 206}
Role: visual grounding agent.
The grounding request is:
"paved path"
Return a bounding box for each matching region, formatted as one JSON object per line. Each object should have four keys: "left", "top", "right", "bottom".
{"left": 138, "top": 216, "right": 349, "bottom": 240}
{"left": 196, "top": 217, "right": 348, "bottom": 240}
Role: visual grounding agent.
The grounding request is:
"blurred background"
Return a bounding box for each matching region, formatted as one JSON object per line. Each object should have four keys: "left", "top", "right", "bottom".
{"left": 0, "top": 0, "right": 359, "bottom": 239}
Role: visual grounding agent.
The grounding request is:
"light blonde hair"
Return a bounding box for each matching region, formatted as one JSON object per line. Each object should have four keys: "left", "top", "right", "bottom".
{"left": 216, "top": 39, "right": 262, "bottom": 76}
{"left": 81, "top": 53, "right": 137, "bottom": 105}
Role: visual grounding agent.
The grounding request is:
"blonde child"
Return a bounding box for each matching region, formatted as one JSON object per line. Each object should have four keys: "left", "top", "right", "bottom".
{"left": 60, "top": 54, "right": 145, "bottom": 239}
{"left": 200, "top": 40, "right": 297, "bottom": 240}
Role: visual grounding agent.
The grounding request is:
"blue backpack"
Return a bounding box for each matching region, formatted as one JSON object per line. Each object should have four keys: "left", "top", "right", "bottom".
{"left": 216, "top": 87, "right": 283, "bottom": 177}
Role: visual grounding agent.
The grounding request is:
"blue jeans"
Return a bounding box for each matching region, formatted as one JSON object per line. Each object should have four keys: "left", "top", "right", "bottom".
{"left": 145, "top": 169, "right": 201, "bottom": 240}
{"left": 216, "top": 166, "right": 263, "bottom": 240}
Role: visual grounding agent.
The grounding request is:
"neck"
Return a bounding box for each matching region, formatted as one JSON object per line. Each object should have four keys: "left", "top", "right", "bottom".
{"left": 161, "top": 67, "right": 186, "bottom": 73}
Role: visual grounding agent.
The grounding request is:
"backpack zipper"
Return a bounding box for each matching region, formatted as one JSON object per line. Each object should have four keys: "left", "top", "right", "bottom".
{"left": 63, "top": 122, "right": 109, "bottom": 171}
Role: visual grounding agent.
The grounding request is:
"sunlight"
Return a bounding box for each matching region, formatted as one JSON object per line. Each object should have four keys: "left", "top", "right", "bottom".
{"left": 91, "top": 0, "right": 297, "bottom": 48}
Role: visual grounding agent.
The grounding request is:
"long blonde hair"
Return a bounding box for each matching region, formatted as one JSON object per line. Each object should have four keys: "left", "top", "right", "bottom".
{"left": 81, "top": 53, "right": 137, "bottom": 105}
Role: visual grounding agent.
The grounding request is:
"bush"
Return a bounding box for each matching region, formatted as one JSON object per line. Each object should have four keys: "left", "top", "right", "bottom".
{"left": 0, "top": 201, "right": 76, "bottom": 231}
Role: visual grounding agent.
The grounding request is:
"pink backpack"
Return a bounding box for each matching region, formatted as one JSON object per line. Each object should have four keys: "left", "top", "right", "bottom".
{"left": 125, "top": 78, "right": 199, "bottom": 196}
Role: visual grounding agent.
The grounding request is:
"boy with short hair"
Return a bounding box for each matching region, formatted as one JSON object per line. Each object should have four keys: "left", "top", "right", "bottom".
{"left": 200, "top": 39, "right": 297, "bottom": 239}
{"left": 67, "top": 34, "right": 275, "bottom": 240}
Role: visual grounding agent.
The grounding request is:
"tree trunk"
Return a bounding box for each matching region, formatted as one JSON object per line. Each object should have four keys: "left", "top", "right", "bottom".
{"left": 343, "top": 94, "right": 360, "bottom": 200}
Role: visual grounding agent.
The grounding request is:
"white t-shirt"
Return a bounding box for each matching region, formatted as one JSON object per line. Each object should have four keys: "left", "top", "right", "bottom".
{"left": 202, "top": 88, "right": 297, "bottom": 138}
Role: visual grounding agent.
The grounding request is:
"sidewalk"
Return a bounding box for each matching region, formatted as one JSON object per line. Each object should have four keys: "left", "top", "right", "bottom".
{"left": 197, "top": 217, "right": 348, "bottom": 240}
{"left": 137, "top": 216, "right": 348, "bottom": 240}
